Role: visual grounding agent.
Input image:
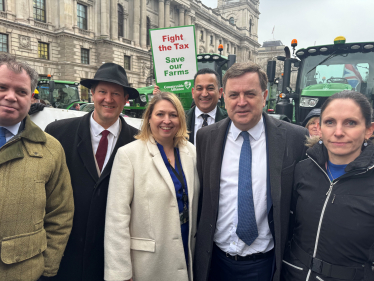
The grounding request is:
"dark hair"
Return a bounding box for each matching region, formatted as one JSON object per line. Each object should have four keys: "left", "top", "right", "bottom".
{"left": 0, "top": 54, "right": 39, "bottom": 92}
{"left": 320, "top": 90, "right": 372, "bottom": 128}
{"left": 193, "top": 68, "right": 221, "bottom": 87}
{"left": 72, "top": 103, "right": 80, "bottom": 109}
{"left": 223, "top": 62, "right": 267, "bottom": 92}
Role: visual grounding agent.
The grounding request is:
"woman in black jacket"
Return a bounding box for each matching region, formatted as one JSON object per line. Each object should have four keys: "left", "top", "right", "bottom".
{"left": 281, "top": 90, "right": 374, "bottom": 281}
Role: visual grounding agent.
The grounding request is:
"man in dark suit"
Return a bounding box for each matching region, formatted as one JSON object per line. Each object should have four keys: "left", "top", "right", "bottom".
{"left": 45, "top": 63, "right": 139, "bottom": 281}
{"left": 193, "top": 63, "right": 308, "bottom": 281}
{"left": 185, "top": 68, "right": 227, "bottom": 145}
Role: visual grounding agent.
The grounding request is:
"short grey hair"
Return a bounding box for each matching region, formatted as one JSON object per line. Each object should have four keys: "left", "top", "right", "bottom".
{"left": 0, "top": 54, "right": 39, "bottom": 92}
{"left": 223, "top": 62, "right": 268, "bottom": 92}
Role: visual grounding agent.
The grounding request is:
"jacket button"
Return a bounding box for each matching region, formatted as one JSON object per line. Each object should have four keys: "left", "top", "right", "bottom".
{"left": 15, "top": 256, "right": 20, "bottom": 262}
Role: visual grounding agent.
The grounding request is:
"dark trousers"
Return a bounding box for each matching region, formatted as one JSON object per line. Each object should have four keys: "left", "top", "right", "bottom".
{"left": 208, "top": 244, "right": 274, "bottom": 281}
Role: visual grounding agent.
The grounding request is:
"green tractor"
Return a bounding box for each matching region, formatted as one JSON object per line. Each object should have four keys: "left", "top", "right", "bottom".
{"left": 37, "top": 78, "right": 86, "bottom": 109}
{"left": 268, "top": 36, "right": 374, "bottom": 124}
{"left": 124, "top": 52, "right": 236, "bottom": 118}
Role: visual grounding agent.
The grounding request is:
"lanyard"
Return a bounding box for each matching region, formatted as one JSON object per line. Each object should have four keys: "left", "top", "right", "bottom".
{"left": 169, "top": 148, "right": 188, "bottom": 224}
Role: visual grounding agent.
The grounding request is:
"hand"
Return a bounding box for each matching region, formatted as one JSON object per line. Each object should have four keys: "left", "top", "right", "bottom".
{"left": 153, "top": 85, "right": 161, "bottom": 95}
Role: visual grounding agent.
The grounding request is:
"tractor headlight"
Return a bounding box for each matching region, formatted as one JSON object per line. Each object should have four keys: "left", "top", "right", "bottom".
{"left": 300, "top": 97, "right": 319, "bottom": 107}
{"left": 140, "top": 95, "right": 147, "bottom": 103}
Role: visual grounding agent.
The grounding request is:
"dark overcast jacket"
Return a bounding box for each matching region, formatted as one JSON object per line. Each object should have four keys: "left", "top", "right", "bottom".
{"left": 281, "top": 142, "right": 374, "bottom": 281}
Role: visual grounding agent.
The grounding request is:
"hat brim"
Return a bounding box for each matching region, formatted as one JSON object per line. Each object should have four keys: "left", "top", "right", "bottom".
{"left": 81, "top": 78, "right": 139, "bottom": 100}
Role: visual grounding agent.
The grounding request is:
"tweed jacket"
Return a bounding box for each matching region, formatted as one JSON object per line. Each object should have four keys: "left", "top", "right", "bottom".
{"left": 0, "top": 115, "right": 74, "bottom": 281}
{"left": 185, "top": 105, "right": 228, "bottom": 144}
{"left": 104, "top": 137, "right": 200, "bottom": 281}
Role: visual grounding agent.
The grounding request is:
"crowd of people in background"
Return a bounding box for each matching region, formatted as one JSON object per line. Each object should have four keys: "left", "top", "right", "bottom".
{"left": 0, "top": 53, "right": 373, "bottom": 281}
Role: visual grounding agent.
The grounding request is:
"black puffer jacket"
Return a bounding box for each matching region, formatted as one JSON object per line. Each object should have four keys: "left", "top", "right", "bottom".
{"left": 281, "top": 142, "right": 374, "bottom": 281}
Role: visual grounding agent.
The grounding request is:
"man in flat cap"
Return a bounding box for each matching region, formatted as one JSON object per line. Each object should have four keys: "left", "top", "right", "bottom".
{"left": 45, "top": 63, "right": 139, "bottom": 281}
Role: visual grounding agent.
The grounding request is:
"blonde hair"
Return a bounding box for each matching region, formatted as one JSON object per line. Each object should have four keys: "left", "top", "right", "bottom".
{"left": 135, "top": 92, "right": 189, "bottom": 146}
{"left": 305, "top": 116, "right": 319, "bottom": 129}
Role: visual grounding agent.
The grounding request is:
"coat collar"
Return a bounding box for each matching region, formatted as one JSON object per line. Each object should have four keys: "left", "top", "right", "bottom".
{"left": 76, "top": 112, "right": 136, "bottom": 183}
{"left": 0, "top": 115, "right": 46, "bottom": 165}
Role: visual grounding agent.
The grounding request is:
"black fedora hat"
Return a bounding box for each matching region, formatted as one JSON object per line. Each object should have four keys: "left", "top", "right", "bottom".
{"left": 81, "top": 63, "right": 139, "bottom": 99}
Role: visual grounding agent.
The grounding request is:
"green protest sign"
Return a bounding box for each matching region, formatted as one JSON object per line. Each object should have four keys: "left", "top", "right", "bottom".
{"left": 150, "top": 25, "right": 198, "bottom": 94}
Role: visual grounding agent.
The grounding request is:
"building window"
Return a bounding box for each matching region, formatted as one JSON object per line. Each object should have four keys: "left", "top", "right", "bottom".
{"left": 124, "top": 55, "right": 130, "bottom": 70}
{"left": 200, "top": 30, "right": 203, "bottom": 41}
{"left": 33, "top": 0, "right": 46, "bottom": 22}
{"left": 118, "top": 4, "right": 124, "bottom": 37}
{"left": 229, "top": 17, "right": 235, "bottom": 25}
{"left": 0, "top": 34, "right": 8, "bottom": 52}
{"left": 81, "top": 48, "right": 89, "bottom": 64}
{"left": 38, "top": 42, "right": 49, "bottom": 59}
{"left": 210, "top": 35, "right": 213, "bottom": 45}
{"left": 146, "top": 17, "right": 151, "bottom": 46}
{"left": 0, "top": 0, "right": 4, "bottom": 11}
{"left": 249, "top": 18, "right": 252, "bottom": 34}
{"left": 77, "top": 4, "right": 87, "bottom": 30}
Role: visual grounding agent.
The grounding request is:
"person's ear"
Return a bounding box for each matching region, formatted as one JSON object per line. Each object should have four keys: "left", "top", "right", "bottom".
{"left": 365, "top": 122, "right": 374, "bottom": 140}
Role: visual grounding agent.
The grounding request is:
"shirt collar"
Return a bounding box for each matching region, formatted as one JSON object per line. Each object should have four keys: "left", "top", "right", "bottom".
{"left": 195, "top": 106, "right": 217, "bottom": 120}
{"left": 231, "top": 116, "right": 264, "bottom": 142}
{"left": 3, "top": 121, "right": 21, "bottom": 136}
{"left": 90, "top": 112, "right": 120, "bottom": 137}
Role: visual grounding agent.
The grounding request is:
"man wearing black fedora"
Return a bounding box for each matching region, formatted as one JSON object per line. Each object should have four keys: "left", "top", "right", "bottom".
{"left": 45, "top": 63, "right": 139, "bottom": 281}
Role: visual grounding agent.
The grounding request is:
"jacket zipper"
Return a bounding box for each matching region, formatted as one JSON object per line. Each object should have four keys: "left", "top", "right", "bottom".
{"left": 305, "top": 154, "right": 374, "bottom": 281}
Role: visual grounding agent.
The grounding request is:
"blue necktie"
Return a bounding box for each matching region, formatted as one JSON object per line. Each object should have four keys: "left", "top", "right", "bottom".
{"left": 236, "top": 131, "right": 258, "bottom": 246}
{"left": 0, "top": 127, "right": 7, "bottom": 148}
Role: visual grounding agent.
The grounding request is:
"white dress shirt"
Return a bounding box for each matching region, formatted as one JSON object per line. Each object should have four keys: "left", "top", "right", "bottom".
{"left": 194, "top": 106, "right": 216, "bottom": 144}
{"left": 2, "top": 122, "right": 21, "bottom": 142}
{"left": 90, "top": 113, "right": 120, "bottom": 172}
{"left": 214, "top": 116, "right": 274, "bottom": 256}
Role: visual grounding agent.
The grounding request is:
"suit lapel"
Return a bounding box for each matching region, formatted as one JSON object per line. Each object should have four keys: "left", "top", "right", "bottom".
{"left": 77, "top": 113, "right": 99, "bottom": 183}
{"left": 99, "top": 116, "right": 136, "bottom": 183}
{"left": 188, "top": 107, "right": 196, "bottom": 145}
{"left": 210, "top": 118, "right": 231, "bottom": 212}
{"left": 264, "top": 113, "right": 286, "bottom": 211}
{"left": 147, "top": 138, "right": 177, "bottom": 198}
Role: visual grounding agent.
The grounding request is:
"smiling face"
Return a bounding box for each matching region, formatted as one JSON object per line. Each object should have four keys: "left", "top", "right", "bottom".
{"left": 321, "top": 99, "right": 374, "bottom": 164}
{"left": 224, "top": 72, "right": 268, "bottom": 131}
{"left": 192, "top": 73, "right": 222, "bottom": 113}
{"left": 149, "top": 100, "right": 180, "bottom": 146}
{"left": 0, "top": 65, "right": 32, "bottom": 126}
{"left": 91, "top": 81, "right": 128, "bottom": 129}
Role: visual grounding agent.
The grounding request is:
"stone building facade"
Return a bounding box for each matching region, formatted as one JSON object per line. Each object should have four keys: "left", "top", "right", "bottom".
{"left": 257, "top": 40, "right": 297, "bottom": 89}
{"left": 0, "top": 0, "right": 260, "bottom": 98}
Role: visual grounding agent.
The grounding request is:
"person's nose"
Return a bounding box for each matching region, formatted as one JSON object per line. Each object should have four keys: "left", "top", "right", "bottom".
{"left": 4, "top": 90, "right": 17, "bottom": 102}
{"left": 201, "top": 88, "right": 209, "bottom": 97}
{"left": 334, "top": 124, "right": 344, "bottom": 137}
{"left": 237, "top": 94, "right": 247, "bottom": 107}
{"left": 104, "top": 93, "right": 114, "bottom": 103}
{"left": 163, "top": 115, "right": 172, "bottom": 124}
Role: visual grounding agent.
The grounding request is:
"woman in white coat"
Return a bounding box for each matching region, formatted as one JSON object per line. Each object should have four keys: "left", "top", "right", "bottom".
{"left": 104, "top": 92, "right": 199, "bottom": 281}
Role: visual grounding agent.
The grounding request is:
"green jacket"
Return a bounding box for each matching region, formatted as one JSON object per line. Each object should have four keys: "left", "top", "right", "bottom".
{"left": 0, "top": 116, "right": 74, "bottom": 280}
{"left": 185, "top": 105, "right": 228, "bottom": 144}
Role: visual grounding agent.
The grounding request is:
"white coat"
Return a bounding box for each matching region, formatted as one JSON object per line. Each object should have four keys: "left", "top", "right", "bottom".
{"left": 104, "top": 137, "right": 199, "bottom": 281}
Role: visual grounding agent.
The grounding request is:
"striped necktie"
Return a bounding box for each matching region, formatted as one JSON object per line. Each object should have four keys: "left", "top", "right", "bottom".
{"left": 201, "top": 114, "right": 209, "bottom": 127}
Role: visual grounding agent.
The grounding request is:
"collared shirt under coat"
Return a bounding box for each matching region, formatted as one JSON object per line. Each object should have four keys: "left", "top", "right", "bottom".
{"left": 193, "top": 106, "right": 217, "bottom": 144}
{"left": 214, "top": 116, "right": 274, "bottom": 256}
{"left": 90, "top": 113, "right": 120, "bottom": 171}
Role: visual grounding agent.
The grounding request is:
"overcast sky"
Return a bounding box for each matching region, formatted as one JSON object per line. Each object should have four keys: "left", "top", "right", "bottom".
{"left": 200, "top": 0, "right": 374, "bottom": 50}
